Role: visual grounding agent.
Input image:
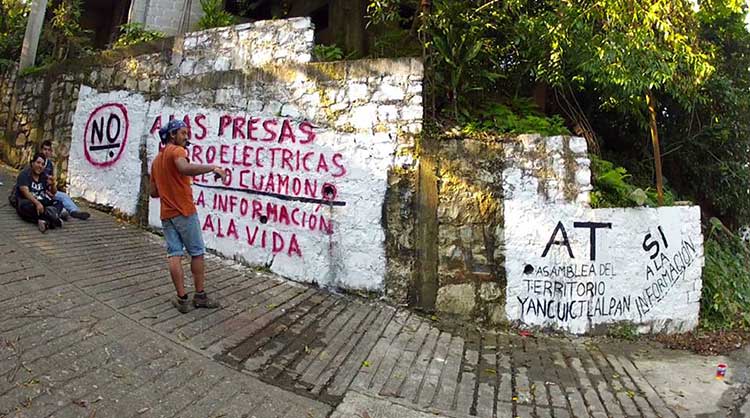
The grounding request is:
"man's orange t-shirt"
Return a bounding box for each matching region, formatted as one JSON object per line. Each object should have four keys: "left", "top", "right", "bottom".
{"left": 151, "top": 144, "right": 196, "bottom": 220}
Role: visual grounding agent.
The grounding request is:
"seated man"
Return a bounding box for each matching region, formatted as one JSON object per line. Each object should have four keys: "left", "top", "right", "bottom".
{"left": 15, "top": 152, "right": 64, "bottom": 233}
{"left": 40, "top": 140, "right": 90, "bottom": 220}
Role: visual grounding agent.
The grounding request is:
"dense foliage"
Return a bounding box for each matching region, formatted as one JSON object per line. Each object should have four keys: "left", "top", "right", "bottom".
{"left": 658, "top": 2, "right": 750, "bottom": 225}
{"left": 0, "top": 0, "right": 29, "bottom": 70}
{"left": 369, "top": 0, "right": 750, "bottom": 222}
{"left": 589, "top": 155, "right": 674, "bottom": 208}
{"left": 312, "top": 44, "right": 345, "bottom": 61}
{"left": 1, "top": 0, "right": 93, "bottom": 69}
{"left": 701, "top": 218, "right": 750, "bottom": 330}
{"left": 460, "top": 101, "right": 569, "bottom": 136}
{"left": 113, "top": 23, "right": 164, "bottom": 49}
{"left": 524, "top": 0, "right": 714, "bottom": 116}
{"left": 197, "top": 0, "right": 237, "bottom": 30}
{"left": 52, "top": 0, "right": 90, "bottom": 57}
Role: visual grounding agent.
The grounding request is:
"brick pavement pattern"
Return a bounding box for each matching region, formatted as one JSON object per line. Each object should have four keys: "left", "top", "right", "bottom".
{"left": 0, "top": 167, "right": 690, "bottom": 418}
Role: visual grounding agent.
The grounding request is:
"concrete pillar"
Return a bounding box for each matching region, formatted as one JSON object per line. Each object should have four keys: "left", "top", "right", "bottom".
{"left": 127, "top": 0, "right": 149, "bottom": 25}
{"left": 414, "top": 154, "right": 439, "bottom": 310}
{"left": 19, "top": 0, "right": 49, "bottom": 71}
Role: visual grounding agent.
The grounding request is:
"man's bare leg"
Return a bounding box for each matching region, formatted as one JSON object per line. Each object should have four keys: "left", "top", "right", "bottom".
{"left": 191, "top": 255, "right": 219, "bottom": 308}
{"left": 191, "top": 255, "right": 206, "bottom": 293}
{"left": 168, "top": 256, "right": 187, "bottom": 297}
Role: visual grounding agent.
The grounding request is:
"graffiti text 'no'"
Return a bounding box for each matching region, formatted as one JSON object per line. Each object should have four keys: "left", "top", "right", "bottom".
{"left": 84, "top": 103, "right": 129, "bottom": 167}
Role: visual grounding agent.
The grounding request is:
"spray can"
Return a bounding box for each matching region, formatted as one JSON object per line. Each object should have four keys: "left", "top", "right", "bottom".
{"left": 716, "top": 364, "right": 727, "bottom": 380}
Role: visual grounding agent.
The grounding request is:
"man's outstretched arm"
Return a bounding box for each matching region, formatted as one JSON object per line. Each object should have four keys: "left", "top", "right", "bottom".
{"left": 174, "top": 157, "right": 226, "bottom": 180}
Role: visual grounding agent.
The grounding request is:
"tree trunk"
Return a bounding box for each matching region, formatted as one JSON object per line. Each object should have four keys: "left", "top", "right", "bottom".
{"left": 420, "top": 0, "right": 434, "bottom": 118}
{"left": 19, "top": 0, "right": 49, "bottom": 70}
{"left": 646, "top": 89, "right": 664, "bottom": 206}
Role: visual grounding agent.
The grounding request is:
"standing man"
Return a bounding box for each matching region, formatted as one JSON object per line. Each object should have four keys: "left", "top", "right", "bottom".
{"left": 40, "top": 140, "right": 90, "bottom": 220}
{"left": 150, "top": 119, "right": 227, "bottom": 313}
{"left": 15, "top": 152, "right": 64, "bottom": 233}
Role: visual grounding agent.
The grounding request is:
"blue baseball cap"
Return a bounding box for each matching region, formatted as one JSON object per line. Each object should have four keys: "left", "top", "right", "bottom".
{"left": 158, "top": 119, "right": 187, "bottom": 143}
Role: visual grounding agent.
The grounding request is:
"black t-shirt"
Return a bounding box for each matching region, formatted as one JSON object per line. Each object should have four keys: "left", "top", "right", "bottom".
{"left": 16, "top": 168, "right": 52, "bottom": 204}
{"left": 44, "top": 159, "right": 54, "bottom": 177}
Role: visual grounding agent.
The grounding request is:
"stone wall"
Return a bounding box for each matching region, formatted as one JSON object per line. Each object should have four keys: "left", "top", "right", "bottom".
{"left": 423, "top": 133, "right": 704, "bottom": 334}
{"left": 0, "top": 18, "right": 420, "bottom": 297}
{"left": 0, "top": 67, "right": 82, "bottom": 186}
{"left": 0, "top": 17, "right": 705, "bottom": 334}
{"left": 177, "top": 19, "right": 315, "bottom": 77}
{"left": 0, "top": 38, "right": 177, "bottom": 183}
{"left": 66, "top": 58, "right": 422, "bottom": 291}
{"left": 50, "top": 18, "right": 420, "bottom": 295}
{"left": 0, "top": 66, "right": 36, "bottom": 169}
{"left": 0, "top": 19, "right": 313, "bottom": 187}
{"left": 432, "top": 137, "right": 506, "bottom": 323}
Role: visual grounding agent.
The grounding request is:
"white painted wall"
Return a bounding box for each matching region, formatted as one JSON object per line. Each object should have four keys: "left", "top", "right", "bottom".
{"left": 177, "top": 18, "right": 314, "bottom": 77}
{"left": 503, "top": 135, "right": 704, "bottom": 334}
{"left": 68, "top": 86, "right": 149, "bottom": 216}
{"left": 66, "top": 55, "right": 421, "bottom": 292}
{"left": 65, "top": 20, "right": 420, "bottom": 294}
{"left": 144, "top": 102, "right": 401, "bottom": 290}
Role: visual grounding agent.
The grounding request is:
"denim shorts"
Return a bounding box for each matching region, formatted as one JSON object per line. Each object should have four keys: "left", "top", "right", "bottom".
{"left": 162, "top": 213, "right": 205, "bottom": 257}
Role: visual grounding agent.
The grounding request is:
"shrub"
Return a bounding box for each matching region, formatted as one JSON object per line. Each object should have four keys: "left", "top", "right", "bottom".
{"left": 700, "top": 218, "right": 750, "bottom": 330}
{"left": 0, "top": 0, "right": 29, "bottom": 63}
{"left": 197, "top": 0, "right": 236, "bottom": 30}
{"left": 113, "top": 23, "right": 164, "bottom": 49}
{"left": 312, "top": 44, "right": 344, "bottom": 62}
{"left": 460, "top": 100, "right": 570, "bottom": 136}
{"left": 589, "top": 155, "right": 674, "bottom": 208}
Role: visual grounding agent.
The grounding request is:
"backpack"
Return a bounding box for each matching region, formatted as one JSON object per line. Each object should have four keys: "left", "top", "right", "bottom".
{"left": 7, "top": 185, "right": 17, "bottom": 209}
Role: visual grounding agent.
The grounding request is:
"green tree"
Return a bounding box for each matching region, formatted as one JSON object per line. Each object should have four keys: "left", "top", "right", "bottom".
{"left": 36, "top": 0, "right": 92, "bottom": 64}
{"left": 0, "top": 0, "right": 30, "bottom": 69}
{"left": 521, "top": 0, "right": 717, "bottom": 205}
{"left": 658, "top": 1, "right": 750, "bottom": 225}
{"left": 365, "top": 1, "right": 750, "bottom": 226}
{"left": 424, "top": 0, "right": 505, "bottom": 118}
{"left": 55, "top": 0, "right": 87, "bottom": 56}
{"left": 368, "top": 0, "right": 520, "bottom": 118}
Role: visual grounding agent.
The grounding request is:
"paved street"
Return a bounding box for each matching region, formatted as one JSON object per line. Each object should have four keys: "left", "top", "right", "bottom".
{"left": 0, "top": 165, "right": 745, "bottom": 418}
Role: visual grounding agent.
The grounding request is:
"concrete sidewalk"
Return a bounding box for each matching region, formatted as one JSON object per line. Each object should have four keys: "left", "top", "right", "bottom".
{"left": 0, "top": 164, "right": 745, "bottom": 418}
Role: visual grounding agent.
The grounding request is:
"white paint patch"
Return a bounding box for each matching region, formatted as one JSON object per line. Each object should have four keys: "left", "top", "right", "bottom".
{"left": 68, "top": 86, "right": 149, "bottom": 215}
{"left": 504, "top": 136, "right": 704, "bottom": 334}
{"left": 739, "top": 225, "right": 750, "bottom": 242}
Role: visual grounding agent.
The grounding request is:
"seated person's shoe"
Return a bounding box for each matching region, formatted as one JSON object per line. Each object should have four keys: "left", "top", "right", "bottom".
{"left": 172, "top": 296, "right": 192, "bottom": 314}
{"left": 71, "top": 211, "right": 90, "bottom": 220}
{"left": 37, "top": 220, "right": 47, "bottom": 233}
{"left": 44, "top": 207, "right": 63, "bottom": 229}
{"left": 193, "top": 292, "right": 220, "bottom": 309}
{"left": 60, "top": 209, "right": 70, "bottom": 221}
